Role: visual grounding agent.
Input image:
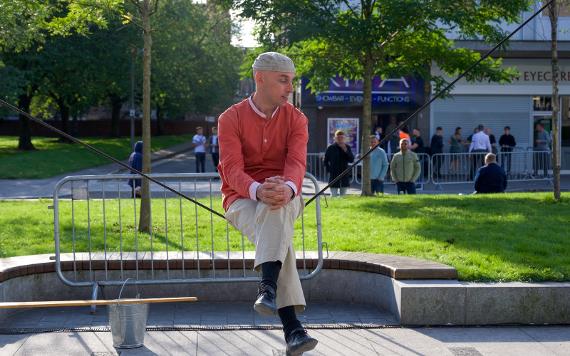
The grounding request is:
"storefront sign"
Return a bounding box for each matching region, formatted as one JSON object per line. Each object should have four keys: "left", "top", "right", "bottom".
{"left": 327, "top": 118, "right": 360, "bottom": 154}
{"left": 301, "top": 76, "right": 424, "bottom": 108}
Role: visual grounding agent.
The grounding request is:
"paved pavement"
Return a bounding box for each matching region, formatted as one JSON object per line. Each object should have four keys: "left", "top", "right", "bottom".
{"left": 1, "top": 302, "right": 569, "bottom": 355}
{"left": 1, "top": 142, "right": 568, "bottom": 199}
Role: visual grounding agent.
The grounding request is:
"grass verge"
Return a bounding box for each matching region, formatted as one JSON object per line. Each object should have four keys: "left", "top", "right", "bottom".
{"left": 0, "top": 193, "right": 568, "bottom": 282}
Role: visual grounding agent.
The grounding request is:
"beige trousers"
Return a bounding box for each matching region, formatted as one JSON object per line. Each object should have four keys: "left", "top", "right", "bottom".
{"left": 225, "top": 196, "right": 305, "bottom": 312}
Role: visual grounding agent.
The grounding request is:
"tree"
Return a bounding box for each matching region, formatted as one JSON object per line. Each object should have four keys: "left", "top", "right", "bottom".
{"left": 236, "top": 0, "right": 531, "bottom": 195}
{"left": 0, "top": 0, "right": 122, "bottom": 148}
{"left": 549, "top": 0, "right": 562, "bottom": 201}
{"left": 152, "top": 0, "right": 241, "bottom": 130}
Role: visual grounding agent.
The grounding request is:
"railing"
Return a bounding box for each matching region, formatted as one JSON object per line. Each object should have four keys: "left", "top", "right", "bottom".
{"left": 53, "top": 173, "right": 323, "bottom": 309}
{"left": 431, "top": 150, "right": 552, "bottom": 185}
{"left": 308, "top": 149, "right": 552, "bottom": 188}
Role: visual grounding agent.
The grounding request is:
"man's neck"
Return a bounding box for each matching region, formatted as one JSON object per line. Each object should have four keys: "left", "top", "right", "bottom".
{"left": 252, "top": 92, "right": 278, "bottom": 118}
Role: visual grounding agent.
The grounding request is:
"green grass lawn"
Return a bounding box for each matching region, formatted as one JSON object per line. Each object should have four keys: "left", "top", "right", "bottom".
{"left": 0, "top": 135, "right": 192, "bottom": 179}
{"left": 1, "top": 193, "right": 569, "bottom": 282}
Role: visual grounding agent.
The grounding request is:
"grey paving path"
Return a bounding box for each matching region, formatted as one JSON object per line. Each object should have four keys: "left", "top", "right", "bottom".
{"left": 1, "top": 140, "right": 568, "bottom": 199}
{"left": 2, "top": 302, "right": 570, "bottom": 355}
{"left": 1, "top": 325, "right": 569, "bottom": 355}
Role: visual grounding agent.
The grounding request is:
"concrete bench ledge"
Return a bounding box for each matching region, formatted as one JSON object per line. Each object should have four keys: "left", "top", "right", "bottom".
{"left": 0, "top": 251, "right": 457, "bottom": 283}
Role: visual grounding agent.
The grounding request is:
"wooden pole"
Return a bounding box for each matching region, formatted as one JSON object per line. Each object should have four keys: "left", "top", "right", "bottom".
{"left": 0, "top": 297, "right": 198, "bottom": 309}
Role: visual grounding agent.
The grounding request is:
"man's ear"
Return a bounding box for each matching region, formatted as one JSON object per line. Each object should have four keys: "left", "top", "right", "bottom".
{"left": 254, "top": 70, "right": 264, "bottom": 85}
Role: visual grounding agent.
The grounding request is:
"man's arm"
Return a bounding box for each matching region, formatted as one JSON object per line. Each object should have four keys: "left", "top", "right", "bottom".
{"left": 282, "top": 112, "right": 309, "bottom": 197}
{"left": 474, "top": 169, "right": 482, "bottom": 192}
{"left": 379, "top": 150, "right": 389, "bottom": 180}
{"left": 218, "top": 110, "right": 257, "bottom": 199}
{"left": 485, "top": 136, "right": 492, "bottom": 152}
{"left": 411, "top": 154, "right": 421, "bottom": 182}
{"left": 390, "top": 156, "right": 398, "bottom": 182}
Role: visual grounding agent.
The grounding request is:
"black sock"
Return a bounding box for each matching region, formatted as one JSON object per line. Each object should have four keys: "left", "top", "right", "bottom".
{"left": 261, "top": 261, "right": 282, "bottom": 290}
{"left": 278, "top": 306, "right": 302, "bottom": 340}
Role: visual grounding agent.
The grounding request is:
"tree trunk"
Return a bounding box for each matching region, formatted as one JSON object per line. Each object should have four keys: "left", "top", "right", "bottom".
{"left": 17, "top": 92, "right": 35, "bottom": 151}
{"left": 360, "top": 54, "right": 373, "bottom": 196}
{"left": 549, "top": 0, "right": 561, "bottom": 201}
{"left": 110, "top": 94, "right": 123, "bottom": 137}
{"left": 139, "top": 0, "right": 153, "bottom": 233}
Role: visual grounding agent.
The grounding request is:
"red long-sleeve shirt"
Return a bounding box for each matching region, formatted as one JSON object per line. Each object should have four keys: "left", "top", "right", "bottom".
{"left": 218, "top": 98, "right": 308, "bottom": 211}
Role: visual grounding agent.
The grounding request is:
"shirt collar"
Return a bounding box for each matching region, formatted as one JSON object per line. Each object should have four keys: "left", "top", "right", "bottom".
{"left": 248, "top": 96, "right": 280, "bottom": 119}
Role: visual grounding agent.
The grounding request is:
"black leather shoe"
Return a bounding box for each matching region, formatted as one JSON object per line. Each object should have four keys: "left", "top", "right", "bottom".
{"left": 253, "top": 283, "right": 276, "bottom": 316}
{"left": 286, "top": 328, "right": 318, "bottom": 355}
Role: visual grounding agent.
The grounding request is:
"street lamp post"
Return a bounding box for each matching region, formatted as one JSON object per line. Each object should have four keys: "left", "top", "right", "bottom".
{"left": 130, "top": 46, "right": 136, "bottom": 150}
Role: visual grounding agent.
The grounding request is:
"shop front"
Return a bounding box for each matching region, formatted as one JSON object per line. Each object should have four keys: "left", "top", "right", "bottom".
{"left": 299, "top": 76, "right": 426, "bottom": 153}
{"left": 430, "top": 58, "right": 570, "bottom": 171}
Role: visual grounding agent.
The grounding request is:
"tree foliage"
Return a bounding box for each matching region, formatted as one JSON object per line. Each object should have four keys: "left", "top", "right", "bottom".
{"left": 236, "top": 0, "right": 533, "bottom": 194}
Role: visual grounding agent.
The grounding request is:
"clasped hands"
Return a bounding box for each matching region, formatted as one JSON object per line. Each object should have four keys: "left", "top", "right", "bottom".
{"left": 256, "top": 176, "right": 295, "bottom": 210}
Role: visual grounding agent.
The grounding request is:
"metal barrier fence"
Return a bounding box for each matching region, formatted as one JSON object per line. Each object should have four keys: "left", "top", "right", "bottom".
{"left": 53, "top": 173, "right": 323, "bottom": 306}
{"left": 307, "top": 152, "right": 431, "bottom": 187}
{"left": 309, "top": 150, "right": 552, "bottom": 188}
{"left": 431, "top": 150, "right": 552, "bottom": 185}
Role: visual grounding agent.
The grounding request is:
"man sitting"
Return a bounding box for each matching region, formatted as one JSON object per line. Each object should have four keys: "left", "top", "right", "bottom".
{"left": 474, "top": 153, "right": 507, "bottom": 194}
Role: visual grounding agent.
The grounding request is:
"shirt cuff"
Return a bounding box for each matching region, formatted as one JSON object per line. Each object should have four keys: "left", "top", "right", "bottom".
{"left": 249, "top": 181, "right": 261, "bottom": 201}
{"left": 285, "top": 181, "right": 298, "bottom": 197}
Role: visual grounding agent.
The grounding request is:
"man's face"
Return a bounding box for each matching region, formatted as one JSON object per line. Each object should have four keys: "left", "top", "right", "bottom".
{"left": 413, "top": 129, "right": 420, "bottom": 137}
{"left": 537, "top": 125, "right": 544, "bottom": 132}
{"left": 370, "top": 138, "right": 379, "bottom": 147}
{"left": 436, "top": 129, "right": 442, "bottom": 136}
{"left": 212, "top": 128, "right": 217, "bottom": 135}
{"left": 400, "top": 140, "right": 408, "bottom": 152}
{"left": 197, "top": 128, "right": 203, "bottom": 135}
{"left": 504, "top": 128, "right": 510, "bottom": 135}
{"left": 256, "top": 70, "right": 295, "bottom": 106}
{"left": 335, "top": 134, "right": 345, "bottom": 144}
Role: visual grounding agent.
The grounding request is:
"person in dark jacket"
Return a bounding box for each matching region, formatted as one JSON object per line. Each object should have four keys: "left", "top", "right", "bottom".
{"left": 128, "top": 141, "right": 143, "bottom": 197}
{"left": 498, "top": 126, "right": 516, "bottom": 174}
{"left": 324, "top": 130, "right": 354, "bottom": 197}
{"left": 474, "top": 153, "right": 507, "bottom": 194}
{"left": 430, "top": 127, "right": 444, "bottom": 179}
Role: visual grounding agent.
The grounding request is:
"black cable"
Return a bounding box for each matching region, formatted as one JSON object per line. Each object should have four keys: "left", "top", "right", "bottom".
{"left": 0, "top": 98, "right": 226, "bottom": 219}
{"left": 305, "top": 0, "right": 554, "bottom": 206}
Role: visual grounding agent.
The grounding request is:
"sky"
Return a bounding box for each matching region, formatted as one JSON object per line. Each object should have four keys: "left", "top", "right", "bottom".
{"left": 230, "top": 13, "right": 259, "bottom": 48}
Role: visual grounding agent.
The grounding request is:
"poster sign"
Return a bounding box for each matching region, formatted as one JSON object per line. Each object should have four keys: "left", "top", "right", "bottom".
{"left": 301, "top": 76, "right": 424, "bottom": 108}
{"left": 327, "top": 118, "right": 360, "bottom": 155}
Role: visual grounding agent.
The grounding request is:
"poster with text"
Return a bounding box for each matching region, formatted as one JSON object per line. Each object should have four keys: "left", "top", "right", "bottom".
{"left": 327, "top": 118, "right": 360, "bottom": 155}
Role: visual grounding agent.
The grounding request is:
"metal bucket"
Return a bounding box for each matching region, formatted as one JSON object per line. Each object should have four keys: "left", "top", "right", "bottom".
{"left": 108, "top": 279, "right": 148, "bottom": 349}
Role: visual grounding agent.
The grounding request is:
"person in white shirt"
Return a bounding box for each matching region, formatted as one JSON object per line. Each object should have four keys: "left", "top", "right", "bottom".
{"left": 192, "top": 126, "right": 207, "bottom": 173}
{"left": 468, "top": 124, "right": 491, "bottom": 180}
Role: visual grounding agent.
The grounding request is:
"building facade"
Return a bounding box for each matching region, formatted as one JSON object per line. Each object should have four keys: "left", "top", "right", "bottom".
{"left": 432, "top": 5, "right": 570, "bottom": 170}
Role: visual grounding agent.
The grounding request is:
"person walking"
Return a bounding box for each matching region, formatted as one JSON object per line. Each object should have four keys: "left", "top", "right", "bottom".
{"left": 192, "top": 126, "right": 207, "bottom": 173}
{"left": 369, "top": 136, "right": 389, "bottom": 195}
{"left": 390, "top": 139, "right": 421, "bottom": 194}
{"left": 127, "top": 141, "right": 143, "bottom": 198}
{"left": 218, "top": 52, "right": 318, "bottom": 355}
{"left": 324, "top": 130, "right": 355, "bottom": 197}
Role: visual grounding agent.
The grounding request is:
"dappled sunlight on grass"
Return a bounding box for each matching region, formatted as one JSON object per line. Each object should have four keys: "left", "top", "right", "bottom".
{"left": 0, "top": 193, "right": 568, "bottom": 282}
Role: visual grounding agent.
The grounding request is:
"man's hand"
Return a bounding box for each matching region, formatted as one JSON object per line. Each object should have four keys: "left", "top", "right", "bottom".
{"left": 256, "top": 176, "right": 295, "bottom": 210}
